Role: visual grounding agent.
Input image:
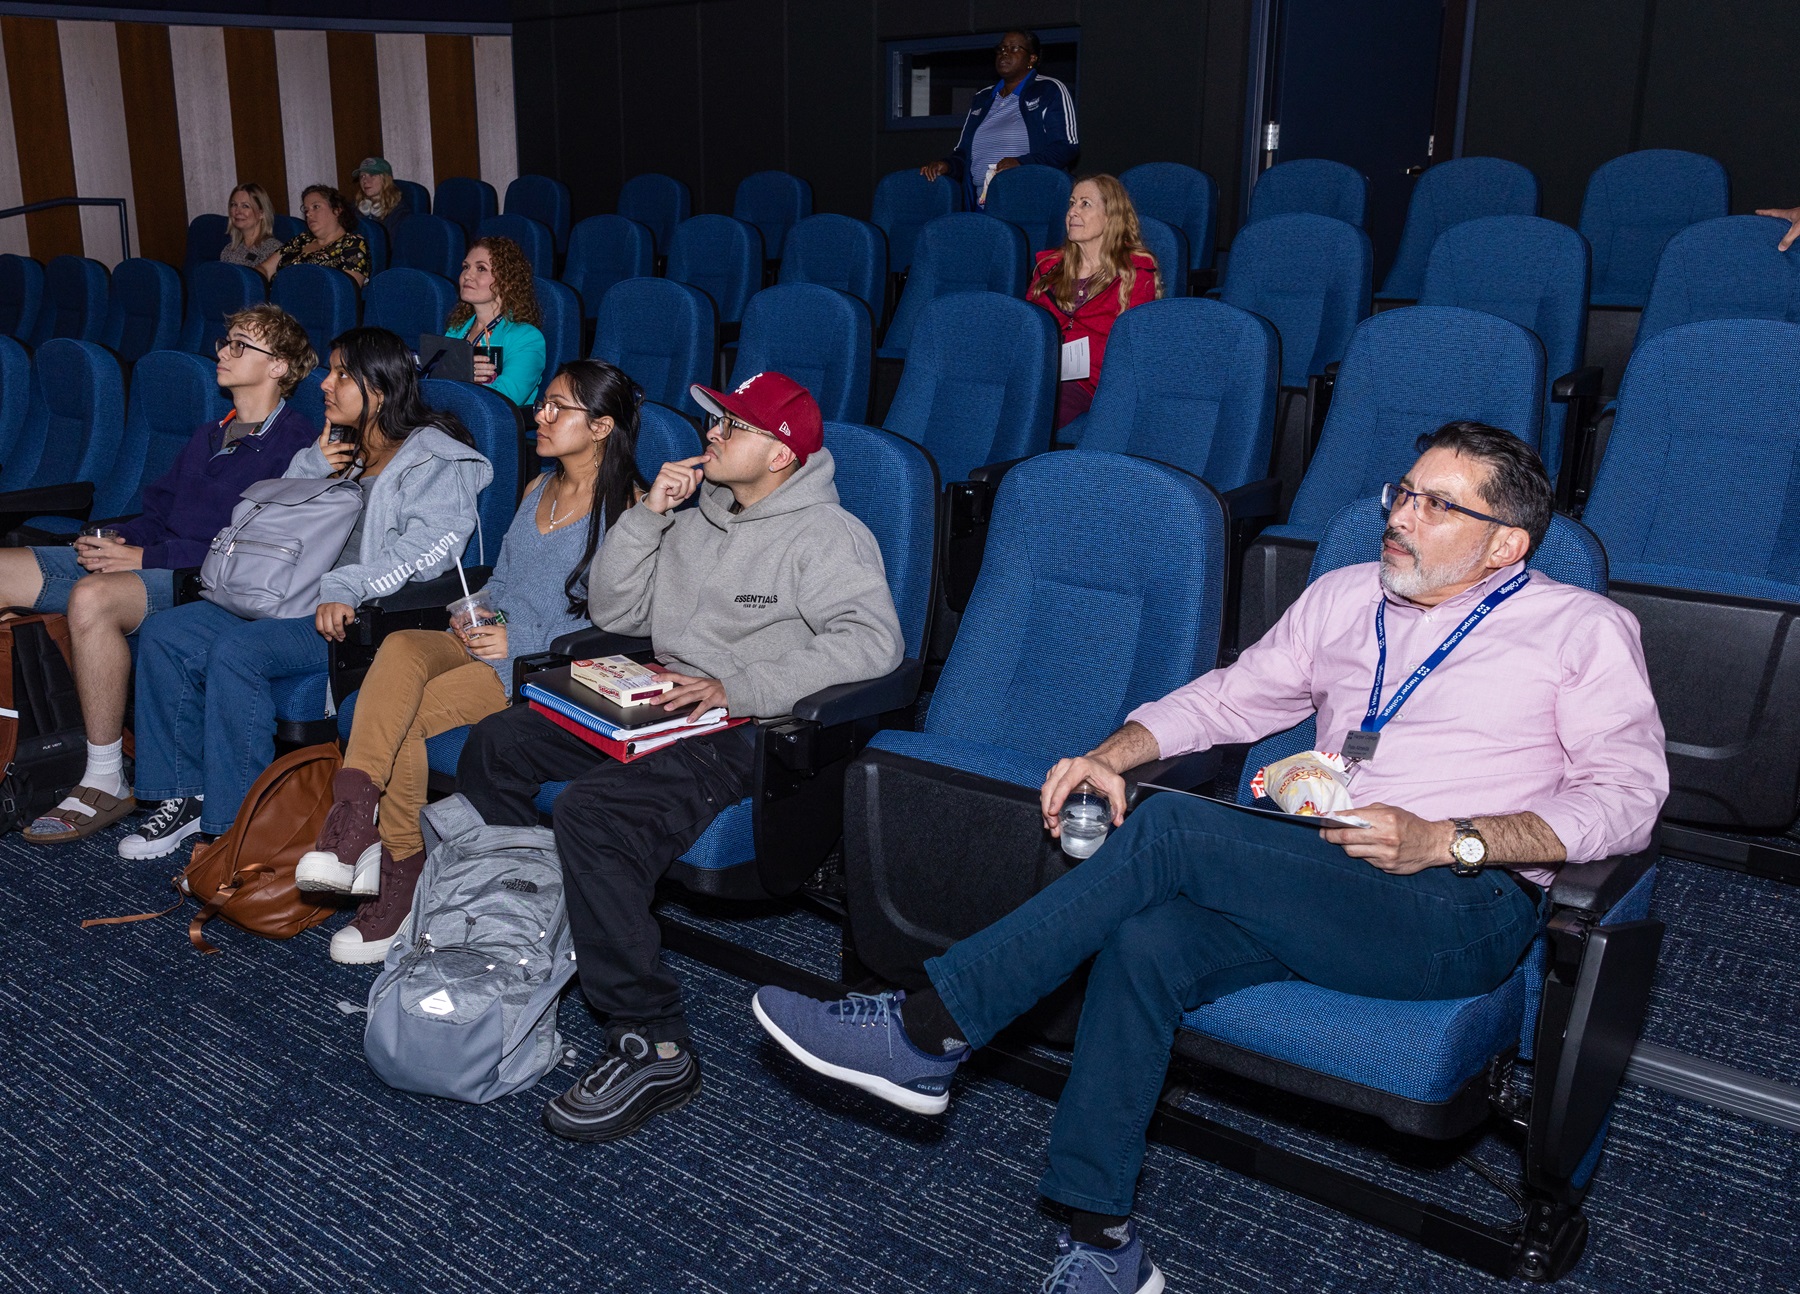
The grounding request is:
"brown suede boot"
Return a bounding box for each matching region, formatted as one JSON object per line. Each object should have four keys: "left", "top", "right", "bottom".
{"left": 295, "top": 768, "right": 384, "bottom": 896}
{"left": 329, "top": 848, "right": 426, "bottom": 965}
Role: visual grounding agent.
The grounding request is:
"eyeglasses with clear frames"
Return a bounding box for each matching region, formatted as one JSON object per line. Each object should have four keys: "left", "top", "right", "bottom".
{"left": 1381, "top": 482, "right": 1516, "bottom": 528}
{"left": 534, "top": 398, "right": 585, "bottom": 422}
{"left": 215, "top": 335, "right": 277, "bottom": 360}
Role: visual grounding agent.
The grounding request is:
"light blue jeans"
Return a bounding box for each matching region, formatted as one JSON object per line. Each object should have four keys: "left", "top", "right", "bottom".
{"left": 132, "top": 599, "right": 329, "bottom": 834}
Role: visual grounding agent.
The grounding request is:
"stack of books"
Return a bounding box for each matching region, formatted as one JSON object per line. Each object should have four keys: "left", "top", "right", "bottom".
{"left": 521, "top": 661, "right": 745, "bottom": 763}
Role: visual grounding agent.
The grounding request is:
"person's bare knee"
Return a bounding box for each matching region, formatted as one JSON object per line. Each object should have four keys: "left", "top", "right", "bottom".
{"left": 66, "top": 572, "right": 147, "bottom": 637}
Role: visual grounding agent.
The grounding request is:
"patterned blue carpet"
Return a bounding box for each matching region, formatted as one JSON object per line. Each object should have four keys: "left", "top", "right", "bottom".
{"left": 2, "top": 823, "right": 1797, "bottom": 1292}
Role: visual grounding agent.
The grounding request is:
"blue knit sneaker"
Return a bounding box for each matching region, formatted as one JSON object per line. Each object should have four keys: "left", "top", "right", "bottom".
{"left": 1042, "top": 1223, "right": 1164, "bottom": 1293}
{"left": 751, "top": 986, "right": 967, "bottom": 1115}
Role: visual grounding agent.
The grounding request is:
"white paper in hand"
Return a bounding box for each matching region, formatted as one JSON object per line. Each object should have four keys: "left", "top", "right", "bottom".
{"left": 1060, "top": 336, "right": 1091, "bottom": 382}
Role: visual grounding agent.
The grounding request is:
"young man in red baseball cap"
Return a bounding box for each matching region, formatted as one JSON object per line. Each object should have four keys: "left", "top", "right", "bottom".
{"left": 456, "top": 369, "right": 904, "bottom": 1143}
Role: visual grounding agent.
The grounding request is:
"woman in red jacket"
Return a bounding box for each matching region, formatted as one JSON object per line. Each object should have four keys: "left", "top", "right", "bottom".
{"left": 1028, "top": 174, "right": 1163, "bottom": 430}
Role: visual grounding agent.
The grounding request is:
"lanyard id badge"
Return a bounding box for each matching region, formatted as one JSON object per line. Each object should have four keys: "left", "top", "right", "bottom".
{"left": 1345, "top": 569, "right": 1530, "bottom": 763}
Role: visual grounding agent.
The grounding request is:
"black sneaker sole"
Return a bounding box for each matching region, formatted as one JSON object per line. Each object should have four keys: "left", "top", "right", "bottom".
{"left": 540, "top": 1064, "right": 702, "bottom": 1144}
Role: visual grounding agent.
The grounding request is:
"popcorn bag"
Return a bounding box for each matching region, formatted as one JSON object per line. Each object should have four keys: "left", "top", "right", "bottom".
{"left": 1250, "top": 752, "right": 1357, "bottom": 817}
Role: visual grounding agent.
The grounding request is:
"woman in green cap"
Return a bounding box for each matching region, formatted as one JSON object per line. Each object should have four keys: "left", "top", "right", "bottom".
{"left": 353, "top": 157, "right": 411, "bottom": 235}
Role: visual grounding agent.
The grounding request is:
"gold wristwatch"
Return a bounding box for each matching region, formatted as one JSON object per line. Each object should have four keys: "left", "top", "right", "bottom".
{"left": 1449, "top": 818, "right": 1488, "bottom": 877}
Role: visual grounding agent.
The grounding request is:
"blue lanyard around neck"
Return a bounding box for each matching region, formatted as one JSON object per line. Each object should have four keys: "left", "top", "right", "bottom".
{"left": 1362, "top": 569, "right": 1530, "bottom": 734}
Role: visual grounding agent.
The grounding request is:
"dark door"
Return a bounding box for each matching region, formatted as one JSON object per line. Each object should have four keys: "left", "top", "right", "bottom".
{"left": 1264, "top": 0, "right": 1446, "bottom": 278}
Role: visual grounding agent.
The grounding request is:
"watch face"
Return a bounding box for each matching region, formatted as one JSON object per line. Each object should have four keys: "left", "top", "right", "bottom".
{"left": 1454, "top": 835, "right": 1487, "bottom": 865}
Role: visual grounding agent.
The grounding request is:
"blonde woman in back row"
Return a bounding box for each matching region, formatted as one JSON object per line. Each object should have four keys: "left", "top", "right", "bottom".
{"left": 219, "top": 183, "right": 282, "bottom": 269}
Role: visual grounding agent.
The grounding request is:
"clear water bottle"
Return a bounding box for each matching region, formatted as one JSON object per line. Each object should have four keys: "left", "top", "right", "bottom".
{"left": 1059, "top": 784, "right": 1112, "bottom": 859}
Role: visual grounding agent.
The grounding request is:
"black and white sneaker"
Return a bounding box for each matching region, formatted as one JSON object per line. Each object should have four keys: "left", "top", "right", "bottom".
{"left": 117, "top": 797, "right": 204, "bottom": 860}
{"left": 542, "top": 1030, "right": 701, "bottom": 1143}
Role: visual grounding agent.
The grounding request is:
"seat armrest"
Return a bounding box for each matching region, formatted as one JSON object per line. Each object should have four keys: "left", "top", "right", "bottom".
{"left": 0, "top": 481, "right": 95, "bottom": 536}
{"left": 1220, "top": 477, "right": 1281, "bottom": 528}
{"left": 965, "top": 457, "right": 1029, "bottom": 489}
{"left": 547, "top": 627, "right": 653, "bottom": 658}
{"left": 790, "top": 659, "right": 922, "bottom": 728}
{"left": 1124, "top": 751, "right": 1221, "bottom": 808}
{"left": 370, "top": 568, "right": 489, "bottom": 615}
{"left": 1551, "top": 365, "right": 1603, "bottom": 402}
{"left": 1548, "top": 833, "right": 1660, "bottom": 915}
{"left": 1304, "top": 364, "right": 1339, "bottom": 463}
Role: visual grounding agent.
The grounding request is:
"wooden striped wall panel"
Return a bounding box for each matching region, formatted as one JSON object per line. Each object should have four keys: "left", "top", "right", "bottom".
{"left": 0, "top": 15, "right": 513, "bottom": 267}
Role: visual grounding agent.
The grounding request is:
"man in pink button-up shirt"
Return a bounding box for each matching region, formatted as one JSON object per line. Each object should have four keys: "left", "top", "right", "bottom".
{"left": 752, "top": 423, "right": 1668, "bottom": 1290}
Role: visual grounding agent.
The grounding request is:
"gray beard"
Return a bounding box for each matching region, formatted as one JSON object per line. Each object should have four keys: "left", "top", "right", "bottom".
{"left": 1379, "top": 536, "right": 1489, "bottom": 600}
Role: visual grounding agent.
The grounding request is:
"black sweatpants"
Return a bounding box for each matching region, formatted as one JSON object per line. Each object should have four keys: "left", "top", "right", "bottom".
{"left": 456, "top": 704, "right": 758, "bottom": 1044}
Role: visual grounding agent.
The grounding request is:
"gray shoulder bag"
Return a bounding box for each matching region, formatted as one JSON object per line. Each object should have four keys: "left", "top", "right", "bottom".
{"left": 200, "top": 476, "right": 365, "bottom": 620}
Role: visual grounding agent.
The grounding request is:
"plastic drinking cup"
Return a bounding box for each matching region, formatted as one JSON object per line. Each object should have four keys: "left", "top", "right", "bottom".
{"left": 1059, "top": 790, "right": 1112, "bottom": 859}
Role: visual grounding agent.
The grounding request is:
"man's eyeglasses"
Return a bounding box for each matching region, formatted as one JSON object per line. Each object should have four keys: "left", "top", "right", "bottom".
{"left": 1381, "top": 482, "right": 1516, "bottom": 528}
{"left": 995, "top": 42, "right": 1030, "bottom": 55}
{"left": 710, "top": 415, "right": 778, "bottom": 444}
{"left": 215, "top": 335, "right": 276, "bottom": 360}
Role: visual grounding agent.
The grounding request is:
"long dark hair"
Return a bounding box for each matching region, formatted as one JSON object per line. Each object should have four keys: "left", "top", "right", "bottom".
{"left": 547, "top": 359, "right": 644, "bottom": 614}
{"left": 327, "top": 327, "right": 473, "bottom": 475}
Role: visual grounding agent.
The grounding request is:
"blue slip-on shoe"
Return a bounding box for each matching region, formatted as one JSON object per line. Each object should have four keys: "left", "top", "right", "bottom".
{"left": 751, "top": 986, "right": 967, "bottom": 1115}
{"left": 1042, "top": 1223, "right": 1164, "bottom": 1293}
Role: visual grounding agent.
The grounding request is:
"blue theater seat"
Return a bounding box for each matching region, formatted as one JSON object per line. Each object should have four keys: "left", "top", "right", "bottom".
{"left": 0, "top": 335, "right": 32, "bottom": 463}
{"left": 505, "top": 174, "right": 572, "bottom": 254}
{"left": 435, "top": 177, "right": 499, "bottom": 241}
{"left": 361, "top": 220, "right": 389, "bottom": 277}
{"left": 533, "top": 276, "right": 581, "bottom": 383}
{"left": 879, "top": 214, "right": 1028, "bottom": 360}
{"left": 183, "top": 213, "right": 229, "bottom": 274}
{"left": 361, "top": 269, "right": 458, "bottom": 349}
{"left": 477, "top": 213, "right": 553, "bottom": 278}
{"left": 777, "top": 214, "right": 886, "bottom": 328}
{"left": 0, "top": 340, "right": 125, "bottom": 535}
{"left": 1248, "top": 158, "right": 1367, "bottom": 227}
{"left": 391, "top": 214, "right": 466, "bottom": 281}
{"left": 562, "top": 215, "right": 654, "bottom": 322}
{"left": 617, "top": 173, "right": 691, "bottom": 258}
{"left": 666, "top": 215, "right": 762, "bottom": 329}
{"left": 1133, "top": 217, "right": 1189, "bottom": 298}
{"left": 0, "top": 254, "right": 43, "bottom": 342}
{"left": 270, "top": 265, "right": 358, "bottom": 371}
{"left": 1220, "top": 212, "right": 1371, "bottom": 390}
{"left": 394, "top": 179, "right": 431, "bottom": 218}
{"left": 871, "top": 167, "right": 959, "bottom": 274}
{"left": 100, "top": 258, "right": 182, "bottom": 364}
{"left": 1121, "top": 162, "right": 1218, "bottom": 275}
{"left": 1635, "top": 215, "right": 1800, "bottom": 349}
{"left": 34, "top": 255, "right": 110, "bottom": 346}
{"left": 1377, "top": 157, "right": 1541, "bottom": 302}
{"left": 180, "top": 262, "right": 266, "bottom": 358}
{"left": 1581, "top": 149, "right": 1728, "bottom": 308}
{"left": 590, "top": 278, "right": 716, "bottom": 417}
{"left": 731, "top": 284, "right": 871, "bottom": 423}
{"left": 733, "top": 170, "right": 812, "bottom": 261}
{"left": 983, "top": 163, "right": 1072, "bottom": 253}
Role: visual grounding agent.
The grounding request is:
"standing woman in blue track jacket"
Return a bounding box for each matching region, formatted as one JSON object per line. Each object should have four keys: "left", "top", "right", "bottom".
{"left": 919, "top": 30, "right": 1079, "bottom": 210}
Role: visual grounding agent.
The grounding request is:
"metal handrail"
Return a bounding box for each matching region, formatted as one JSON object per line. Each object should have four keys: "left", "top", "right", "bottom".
{"left": 0, "top": 198, "right": 129, "bottom": 263}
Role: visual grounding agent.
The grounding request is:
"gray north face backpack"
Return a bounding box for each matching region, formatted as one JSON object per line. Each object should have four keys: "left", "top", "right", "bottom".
{"left": 362, "top": 794, "right": 577, "bottom": 1103}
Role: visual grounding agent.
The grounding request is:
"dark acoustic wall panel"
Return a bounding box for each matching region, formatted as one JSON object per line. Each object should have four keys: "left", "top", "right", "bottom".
{"left": 1460, "top": 0, "right": 1645, "bottom": 225}
{"left": 510, "top": 14, "right": 559, "bottom": 183}
{"left": 1638, "top": 0, "right": 1800, "bottom": 213}
{"left": 701, "top": 0, "right": 790, "bottom": 216}
{"left": 787, "top": 0, "right": 877, "bottom": 220}
{"left": 1078, "top": 0, "right": 1209, "bottom": 178}
{"left": 619, "top": 4, "right": 706, "bottom": 209}
{"left": 1201, "top": 0, "right": 1249, "bottom": 242}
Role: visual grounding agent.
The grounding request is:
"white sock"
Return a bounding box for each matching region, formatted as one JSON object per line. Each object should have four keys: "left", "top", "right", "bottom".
{"left": 54, "top": 740, "right": 128, "bottom": 814}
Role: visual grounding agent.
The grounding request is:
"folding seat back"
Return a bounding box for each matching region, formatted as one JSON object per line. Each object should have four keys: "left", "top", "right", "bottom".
{"left": 98, "top": 349, "right": 231, "bottom": 523}
{"left": 1378, "top": 157, "right": 1541, "bottom": 301}
{"left": 184, "top": 213, "right": 229, "bottom": 273}
{"left": 845, "top": 450, "right": 1228, "bottom": 973}
{"left": 100, "top": 258, "right": 182, "bottom": 365}
{"left": 1120, "top": 162, "right": 1218, "bottom": 271}
{"left": 1636, "top": 215, "right": 1800, "bottom": 349}
{"left": 870, "top": 167, "right": 960, "bottom": 272}
{"left": 1221, "top": 212, "right": 1372, "bottom": 389}
{"left": 362, "top": 268, "right": 457, "bottom": 349}
{"left": 1419, "top": 215, "right": 1590, "bottom": 480}
{"left": 392, "top": 213, "right": 466, "bottom": 281}
{"left": 504, "top": 174, "right": 572, "bottom": 253}
{"left": 562, "top": 215, "right": 654, "bottom": 321}
{"left": 435, "top": 176, "right": 499, "bottom": 240}
{"left": 1581, "top": 318, "right": 1800, "bottom": 834}
{"left": 289, "top": 368, "right": 325, "bottom": 428}
{"left": 1580, "top": 149, "right": 1728, "bottom": 307}
{"left": 732, "top": 284, "right": 871, "bottom": 423}
{"left": 590, "top": 277, "right": 715, "bottom": 416}
{"left": 35, "top": 256, "right": 110, "bottom": 345}
{"left": 270, "top": 265, "right": 359, "bottom": 371}
{"left": 394, "top": 179, "right": 431, "bottom": 217}
{"left": 180, "top": 261, "right": 266, "bottom": 357}
{"left": 1076, "top": 298, "right": 1278, "bottom": 492}
{"left": 273, "top": 214, "right": 306, "bottom": 243}
{"left": 418, "top": 378, "right": 518, "bottom": 567}
{"left": 533, "top": 275, "right": 581, "bottom": 382}
{"left": 983, "top": 163, "right": 1073, "bottom": 253}
{"left": 732, "top": 170, "right": 812, "bottom": 260}
{"left": 1, "top": 340, "right": 124, "bottom": 492}
{"left": 1238, "top": 307, "right": 1544, "bottom": 646}
{"left": 361, "top": 219, "right": 389, "bottom": 276}
{"left": 880, "top": 214, "right": 1028, "bottom": 359}
{"left": 777, "top": 214, "right": 886, "bottom": 326}
{"left": 0, "top": 254, "right": 43, "bottom": 341}
{"left": 1134, "top": 217, "right": 1189, "bottom": 298}
{"left": 1248, "top": 158, "right": 1367, "bottom": 227}
{"left": 882, "top": 291, "right": 1055, "bottom": 484}
{"left": 634, "top": 401, "right": 704, "bottom": 482}
{"left": 617, "top": 173, "right": 691, "bottom": 257}
{"left": 0, "top": 335, "right": 31, "bottom": 462}
{"left": 476, "top": 214, "right": 553, "bottom": 278}
{"left": 666, "top": 215, "right": 762, "bottom": 326}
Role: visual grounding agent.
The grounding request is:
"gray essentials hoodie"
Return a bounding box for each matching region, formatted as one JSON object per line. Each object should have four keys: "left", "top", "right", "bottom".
{"left": 284, "top": 425, "right": 494, "bottom": 607}
{"left": 588, "top": 448, "right": 903, "bottom": 718}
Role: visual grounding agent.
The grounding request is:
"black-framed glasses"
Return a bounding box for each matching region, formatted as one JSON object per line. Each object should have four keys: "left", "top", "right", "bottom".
{"left": 995, "top": 42, "right": 1030, "bottom": 54}
{"left": 214, "top": 335, "right": 276, "bottom": 360}
{"left": 1381, "top": 482, "right": 1515, "bottom": 528}
{"left": 709, "top": 415, "right": 777, "bottom": 444}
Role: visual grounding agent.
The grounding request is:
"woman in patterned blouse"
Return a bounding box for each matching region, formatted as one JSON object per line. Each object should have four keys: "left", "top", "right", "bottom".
{"left": 259, "top": 185, "right": 371, "bottom": 288}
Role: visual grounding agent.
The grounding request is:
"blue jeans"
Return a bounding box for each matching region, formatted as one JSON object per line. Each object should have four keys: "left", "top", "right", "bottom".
{"left": 133, "top": 600, "right": 329, "bottom": 834}
{"left": 924, "top": 793, "right": 1541, "bottom": 1217}
{"left": 30, "top": 545, "right": 175, "bottom": 616}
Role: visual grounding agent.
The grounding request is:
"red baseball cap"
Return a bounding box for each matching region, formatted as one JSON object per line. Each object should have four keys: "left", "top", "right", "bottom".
{"left": 690, "top": 371, "right": 824, "bottom": 464}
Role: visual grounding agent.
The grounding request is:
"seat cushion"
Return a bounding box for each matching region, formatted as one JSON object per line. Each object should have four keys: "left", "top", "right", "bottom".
{"left": 1179, "top": 964, "right": 1528, "bottom": 1105}
{"left": 1609, "top": 561, "right": 1800, "bottom": 605}
{"left": 867, "top": 729, "right": 1044, "bottom": 790}
{"left": 272, "top": 669, "right": 328, "bottom": 723}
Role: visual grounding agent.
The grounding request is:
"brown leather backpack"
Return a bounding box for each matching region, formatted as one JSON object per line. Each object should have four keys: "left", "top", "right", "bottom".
{"left": 85, "top": 742, "right": 345, "bottom": 954}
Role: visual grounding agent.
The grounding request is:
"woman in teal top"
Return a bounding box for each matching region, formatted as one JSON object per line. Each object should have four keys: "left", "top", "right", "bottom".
{"left": 445, "top": 235, "right": 548, "bottom": 408}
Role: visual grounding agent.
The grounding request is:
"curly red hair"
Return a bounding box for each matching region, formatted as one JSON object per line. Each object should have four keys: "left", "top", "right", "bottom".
{"left": 446, "top": 236, "right": 542, "bottom": 329}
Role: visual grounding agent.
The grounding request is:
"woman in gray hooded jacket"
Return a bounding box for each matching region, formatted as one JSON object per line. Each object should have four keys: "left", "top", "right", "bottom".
{"left": 123, "top": 328, "right": 493, "bottom": 863}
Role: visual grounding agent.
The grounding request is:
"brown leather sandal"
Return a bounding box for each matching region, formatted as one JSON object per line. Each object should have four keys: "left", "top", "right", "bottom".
{"left": 23, "top": 786, "right": 136, "bottom": 843}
